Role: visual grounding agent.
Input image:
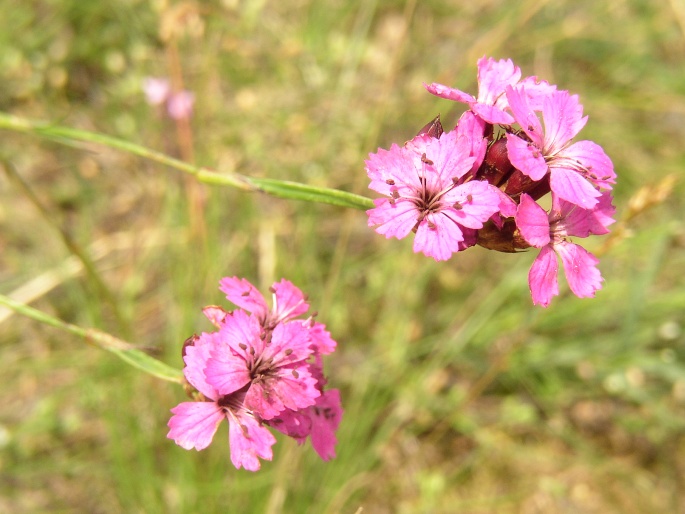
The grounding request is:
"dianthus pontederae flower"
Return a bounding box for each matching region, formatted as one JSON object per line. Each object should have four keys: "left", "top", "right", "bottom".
{"left": 515, "top": 192, "right": 615, "bottom": 307}
{"left": 203, "top": 309, "right": 321, "bottom": 420}
{"left": 169, "top": 278, "right": 342, "bottom": 470}
{"left": 505, "top": 86, "right": 616, "bottom": 210}
{"left": 366, "top": 128, "right": 502, "bottom": 261}
{"left": 167, "top": 332, "right": 277, "bottom": 471}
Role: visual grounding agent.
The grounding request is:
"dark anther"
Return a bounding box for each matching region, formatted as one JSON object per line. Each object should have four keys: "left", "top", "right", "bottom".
{"left": 239, "top": 342, "right": 247, "bottom": 350}
{"left": 285, "top": 349, "right": 293, "bottom": 356}
{"left": 386, "top": 179, "right": 395, "bottom": 185}
{"left": 292, "top": 369, "right": 299, "bottom": 378}
{"left": 421, "top": 153, "right": 434, "bottom": 165}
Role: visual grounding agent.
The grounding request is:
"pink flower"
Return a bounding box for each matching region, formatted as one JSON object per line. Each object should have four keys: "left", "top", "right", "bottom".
{"left": 515, "top": 192, "right": 615, "bottom": 307}
{"left": 424, "top": 56, "right": 521, "bottom": 125}
{"left": 142, "top": 76, "right": 195, "bottom": 119}
{"left": 366, "top": 128, "right": 502, "bottom": 261}
{"left": 167, "top": 332, "right": 277, "bottom": 471}
{"left": 505, "top": 86, "right": 616, "bottom": 209}
{"left": 169, "top": 278, "right": 342, "bottom": 468}
{"left": 219, "top": 277, "right": 336, "bottom": 355}
{"left": 143, "top": 77, "right": 171, "bottom": 105}
{"left": 203, "top": 310, "right": 320, "bottom": 420}
{"left": 167, "top": 90, "right": 195, "bottom": 120}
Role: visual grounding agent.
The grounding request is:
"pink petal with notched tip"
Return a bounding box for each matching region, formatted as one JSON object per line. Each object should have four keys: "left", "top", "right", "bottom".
{"left": 182, "top": 333, "right": 221, "bottom": 400}
{"left": 367, "top": 198, "right": 417, "bottom": 240}
{"left": 561, "top": 140, "right": 616, "bottom": 189}
{"left": 549, "top": 166, "right": 601, "bottom": 210}
{"left": 270, "top": 279, "right": 310, "bottom": 321}
{"left": 528, "top": 245, "right": 559, "bottom": 307}
{"left": 167, "top": 401, "right": 225, "bottom": 451}
{"left": 475, "top": 56, "right": 521, "bottom": 105}
{"left": 227, "top": 411, "right": 276, "bottom": 471}
{"left": 541, "top": 90, "right": 587, "bottom": 154}
{"left": 505, "top": 86, "right": 544, "bottom": 147}
{"left": 556, "top": 241, "right": 603, "bottom": 299}
{"left": 219, "top": 277, "right": 268, "bottom": 319}
{"left": 505, "top": 133, "right": 549, "bottom": 181}
{"left": 516, "top": 194, "right": 551, "bottom": 247}
{"left": 413, "top": 212, "right": 465, "bottom": 261}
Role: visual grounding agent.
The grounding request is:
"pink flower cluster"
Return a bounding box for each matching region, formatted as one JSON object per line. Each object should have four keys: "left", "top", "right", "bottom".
{"left": 143, "top": 77, "right": 195, "bottom": 120}
{"left": 366, "top": 56, "right": 616, "bottom": 307}
{"left": 167, "top": 277, "right": 342, "bottom": 471}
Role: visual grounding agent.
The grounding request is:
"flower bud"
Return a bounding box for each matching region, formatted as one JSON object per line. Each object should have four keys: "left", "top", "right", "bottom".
{"left": 477, "top": 137, "right": 512, "bottom": 186}
{"left": 415, "top": 115, "right": 443, "bottom": 139}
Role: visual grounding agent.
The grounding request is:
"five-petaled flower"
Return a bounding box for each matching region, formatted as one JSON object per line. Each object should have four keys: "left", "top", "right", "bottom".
{"left": 366, "top": 128, "right": 502, "bottom": 261}
{"left": 515, "top": 192, "right": 615, "bottom": 307}
{"left": 505, "top": 86, "right": 616, "bottom": 210}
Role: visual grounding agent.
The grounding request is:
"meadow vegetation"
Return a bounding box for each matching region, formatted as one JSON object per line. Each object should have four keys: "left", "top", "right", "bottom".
{"left": 1, "top": 1, "right": 684, "bottom": 512}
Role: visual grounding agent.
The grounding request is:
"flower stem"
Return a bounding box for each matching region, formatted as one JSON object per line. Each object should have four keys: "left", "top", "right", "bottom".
{"left": 0, "top": 294, "right": 184, "bottom": 384}
{"left": 0, "top": 111, "right": 375, "bottom": 211}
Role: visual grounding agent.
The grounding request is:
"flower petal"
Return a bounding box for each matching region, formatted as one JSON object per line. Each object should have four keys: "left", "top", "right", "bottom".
{"left": 476, "top": 56, "right": 521, "bottom": 106}
{"left": 226, "top": 411, "right": 276, "bottom": 471}
{"left": 505, "top": 86, "right": 544, "bottom": 147}
{"left": 167, "top": 401, "right": 225, "bottom": 451}
{"left": 423, "top": 82, "right": 475, "bottom": 104}
{"left": 549, "top": 166, "right": 601, "bottom": 209}
{"left": 219, "top": 277, "right": 269, "bottom": 319}
{"left": 367, "top": 199, "right": 417, "bottom": 240}
{"left": 541, "top": 90, "right": 587, "bottom": 155}
{"left": 556, "top": 241, "right": 603, "bottom": 299}
{"left": 505, "top": 133, "right": 548, "bottom": 181}
{"left": 443, "top": 181, "right": 502, "bottom": 229}
{"left": 471, "top": 103, "right": 515, "bottom": 125}
{"left": 309, "top": 389, "right": 343, "bottom": 461}
{"left": 556, "top": 192, "right": 616, "bottom": 238}
{"left": 183, "top": 332, "right": 220, "bottom": 400}
{"left": 561, "top": 140, "right": 616, "bottom": 189}
{"left": 271, "top": 279, "right": 310, "bottom": 322}
{"left": 413, "top": 213, "right": 464, "bottom": 261}
{"left": 245, "top": 365, "right": 320, "bottom": 420}
{"left": 202, "top": 305, "right": 229, "bottom": 328}
{"left": 528, "top": 245, "right": 559, "bottom": 307}
{"left": 515, "top": 194, "right": 551, "bottom": 247}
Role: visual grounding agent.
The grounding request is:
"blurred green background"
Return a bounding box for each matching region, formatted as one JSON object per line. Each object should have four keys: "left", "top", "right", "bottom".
{"left": 1, "top": 0, "right": 684, "bottom": 512}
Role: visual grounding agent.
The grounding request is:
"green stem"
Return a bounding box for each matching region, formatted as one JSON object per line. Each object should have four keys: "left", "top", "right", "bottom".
{"left": 0, "top": 294, "right": 184, "bottom": 384}
{"left": 0, "top": 112, "right": 375, "bottom": 211}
